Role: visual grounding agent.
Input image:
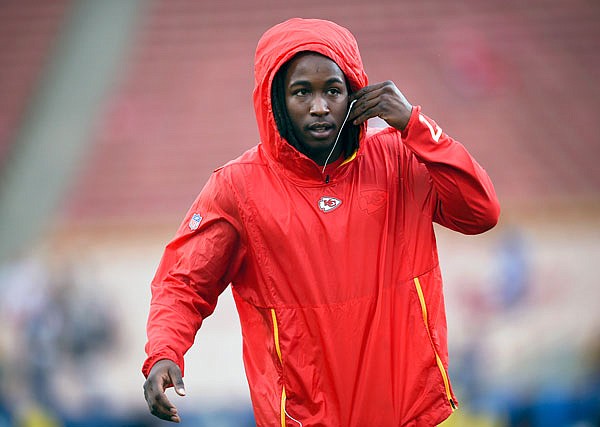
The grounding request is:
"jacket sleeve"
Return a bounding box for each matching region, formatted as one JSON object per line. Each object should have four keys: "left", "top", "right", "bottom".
{"left": 399, "top": 105, "right": 500, "bottom": 234}
{"left": 142, "top": 171, "right": 245, "bottom": 377}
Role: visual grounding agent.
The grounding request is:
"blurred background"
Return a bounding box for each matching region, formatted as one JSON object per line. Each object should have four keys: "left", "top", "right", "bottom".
{"left": 0, "top": 0, "right": 599, "bottom": 426}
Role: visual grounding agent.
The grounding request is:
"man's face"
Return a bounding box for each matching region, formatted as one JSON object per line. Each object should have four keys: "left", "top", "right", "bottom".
{"left": 284, "top": 53, "right": 350, "bottom": 164}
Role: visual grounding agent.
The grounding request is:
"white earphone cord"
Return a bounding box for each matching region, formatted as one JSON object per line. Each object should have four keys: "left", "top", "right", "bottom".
{"left": 284, "top": 408, "right": 303, "bottom": 427}
{"left": 321, "top": 99, "right": 357, "bottom": 175}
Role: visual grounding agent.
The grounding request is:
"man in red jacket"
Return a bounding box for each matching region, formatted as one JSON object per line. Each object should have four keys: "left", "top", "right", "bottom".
{"left": 143, "top": 18, "right": 500, "bottom": 426}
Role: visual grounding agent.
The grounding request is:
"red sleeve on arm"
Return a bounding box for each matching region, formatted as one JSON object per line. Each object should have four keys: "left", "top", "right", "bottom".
{"left": 142, "top": 173, "right": 245, "bottom": 378}
{"left": 400, "top": 106, "right": 500, "bottom": 234}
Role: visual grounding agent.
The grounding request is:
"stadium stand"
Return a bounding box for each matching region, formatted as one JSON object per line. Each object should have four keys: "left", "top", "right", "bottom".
{"left": 0, "top": 0, "right": 69, "bottom": 171}
{"left": 59, "top": 0, "right": 600, "bottom": 225}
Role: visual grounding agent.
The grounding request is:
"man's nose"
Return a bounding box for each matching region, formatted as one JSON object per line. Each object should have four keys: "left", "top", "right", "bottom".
{"left": 310, "top": 96, "right": 330, "bottom": 115}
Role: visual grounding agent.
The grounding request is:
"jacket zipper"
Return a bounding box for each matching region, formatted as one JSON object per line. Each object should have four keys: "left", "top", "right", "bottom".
{"left": 270, "top": 309, "right": 286, "bottom": 426}
{"left": 413, "top": 277, "right": 457, "bottom": 410}
{"left": 322, "top": 149, "right": 358, "bottom": 184}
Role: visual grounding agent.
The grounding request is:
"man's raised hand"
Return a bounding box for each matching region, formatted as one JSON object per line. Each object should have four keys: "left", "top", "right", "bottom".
{"left": 349, "top": 81, "right": 413, "bottom": 131}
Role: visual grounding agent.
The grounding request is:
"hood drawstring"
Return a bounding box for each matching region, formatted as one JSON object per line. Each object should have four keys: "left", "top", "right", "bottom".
{"left": 321, "top": 99, "right": 357, "bottom": 179}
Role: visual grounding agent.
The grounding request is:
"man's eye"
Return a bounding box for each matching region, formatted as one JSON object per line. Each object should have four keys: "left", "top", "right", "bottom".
{"left": 328, "top": 88, "right": 342, "bottom": 96}
{"left": 294, "top": 89, "right": 309, "bottom": 96}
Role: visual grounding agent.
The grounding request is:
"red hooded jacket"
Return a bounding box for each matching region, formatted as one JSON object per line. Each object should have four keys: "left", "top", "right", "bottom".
{"left": 144, "top": 18, "right": 500, "bottom": 426}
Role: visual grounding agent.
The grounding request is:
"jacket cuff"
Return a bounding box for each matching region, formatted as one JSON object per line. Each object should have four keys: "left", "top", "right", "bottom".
{"left": 400, "top": 105, "right": 422, "bottom": 138}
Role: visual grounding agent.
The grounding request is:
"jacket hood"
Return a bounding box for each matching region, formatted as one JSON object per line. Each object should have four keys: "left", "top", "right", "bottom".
{"left": 253, "top": 18, "right": 369, "bottom": 175}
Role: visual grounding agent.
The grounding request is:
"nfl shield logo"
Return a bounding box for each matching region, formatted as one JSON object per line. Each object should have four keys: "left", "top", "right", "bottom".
{"left": 189, "top": 213, "right": 203, "bottom": 230}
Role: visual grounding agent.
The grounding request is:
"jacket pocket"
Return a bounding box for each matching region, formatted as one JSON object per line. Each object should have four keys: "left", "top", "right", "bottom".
{"left": 271, "top": 308, "right": 303, "bottom": 427}
{"left": 413, "top": 277, "right": 457, "bottom": 411}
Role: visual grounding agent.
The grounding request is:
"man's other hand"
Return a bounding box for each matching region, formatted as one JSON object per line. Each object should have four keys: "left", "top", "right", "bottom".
{"left": 143, "top": 359, "right": 186, "bottom": 423}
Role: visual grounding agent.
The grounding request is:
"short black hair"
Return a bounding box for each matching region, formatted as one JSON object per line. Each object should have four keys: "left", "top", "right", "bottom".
{"left": 271, "top": 56, "right": 360, "bottom": 159}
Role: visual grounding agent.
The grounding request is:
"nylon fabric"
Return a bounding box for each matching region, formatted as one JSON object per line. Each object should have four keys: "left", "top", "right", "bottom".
{"left": 144, "top": 18, "right": 500, "bottom": 426}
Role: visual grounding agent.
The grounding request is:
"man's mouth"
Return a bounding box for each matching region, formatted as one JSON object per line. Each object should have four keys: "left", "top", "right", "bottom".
{"left": 307, "top": 122, "right": 335, "bottom": 139}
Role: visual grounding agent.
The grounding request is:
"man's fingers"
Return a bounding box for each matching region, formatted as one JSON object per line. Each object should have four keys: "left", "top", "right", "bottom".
{"left": 147, "top": 387, "right": 180, "bottom": 422}
{"left": 349, "top": 84, "right": 396, "bottom": 124}
{"left": 349, "top": 96, "right": 382, "bottom": 123}
{"left": 351, "top": 81, "right": 389, "bottom": 101}
{"left": 168, "top": 365, "right": 186, "bottom": 396}
{"left": 352, "top": 107, "right": 381, "bottom": 126}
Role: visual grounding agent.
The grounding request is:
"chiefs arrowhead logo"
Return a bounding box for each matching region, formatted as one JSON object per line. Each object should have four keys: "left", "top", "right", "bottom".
{"left": 359, "top": 189, "right": 388, "bottom": 214}
{"left": 318, "top": 196, "right": 342, "bottom": 213}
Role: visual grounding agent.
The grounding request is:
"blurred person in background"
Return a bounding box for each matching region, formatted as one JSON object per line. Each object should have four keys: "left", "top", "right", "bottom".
{"left": 0, "top": 255, "right": 117, "bottom": 426}
{"left": 143, "top": 18, "right": 499, "bottom": 426}
{"left": 494, "top": 226, "right": 530, "bottom": 310}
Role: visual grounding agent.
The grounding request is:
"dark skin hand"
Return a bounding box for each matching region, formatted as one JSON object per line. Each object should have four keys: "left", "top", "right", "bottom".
{"left": 143, "top": 359, "right": 186, "bottom": 423}
{"left": 349, "top": 80, "right": 413, "bottom": 131}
